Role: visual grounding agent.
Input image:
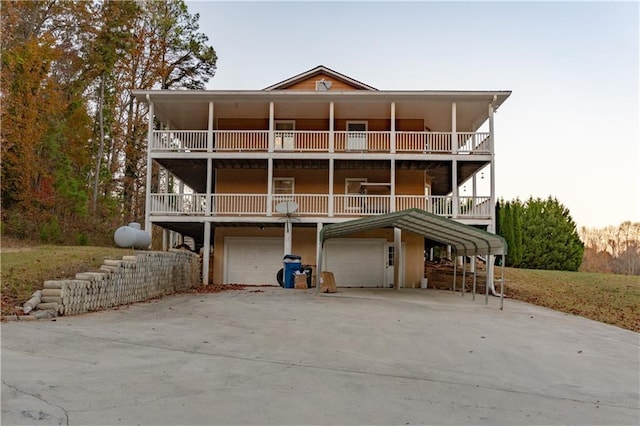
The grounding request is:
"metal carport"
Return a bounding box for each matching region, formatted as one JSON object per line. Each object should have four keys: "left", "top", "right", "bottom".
{"left": 316, "top": 208, "right": 508, "bottom": 308}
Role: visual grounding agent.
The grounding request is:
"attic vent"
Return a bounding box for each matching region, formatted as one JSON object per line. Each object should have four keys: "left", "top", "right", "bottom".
{"left": 315, "top": 79, "right": 332, "bottom": 91}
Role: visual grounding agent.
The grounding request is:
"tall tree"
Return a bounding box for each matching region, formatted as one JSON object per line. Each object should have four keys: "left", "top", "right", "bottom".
{"left": 497, "top": 197, "right": 583, "bottom": 271}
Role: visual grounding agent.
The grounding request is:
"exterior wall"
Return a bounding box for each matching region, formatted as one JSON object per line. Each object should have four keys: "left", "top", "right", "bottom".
{"left": 216, "top": 117, "right": 423, "bottom": 131}
{"left": 212, "top": 226, "right": 424, "bottom": 287}
{"left": 396, "top": 170, "right": 425, "bottom": 195}
{"left": 218, "top": 118, "right": 268, "bottom": 130}
{"left": 216, "top": 168, "right": 424, "bottom": 196}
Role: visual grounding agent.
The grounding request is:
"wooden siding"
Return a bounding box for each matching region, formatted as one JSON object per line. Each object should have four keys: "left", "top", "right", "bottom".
{"left": 218, "top": 118, "right": 269, "bottom": 130}
{"left": 284, "top": 72, "right": 365, "bottom": 91}
{"left": 216, "top": 118, "right": 423, "bottom": 131}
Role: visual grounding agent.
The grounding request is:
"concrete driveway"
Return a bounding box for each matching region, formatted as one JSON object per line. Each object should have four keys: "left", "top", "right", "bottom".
{"left": 2, "top": 288, "right": 638, "bottom": 426}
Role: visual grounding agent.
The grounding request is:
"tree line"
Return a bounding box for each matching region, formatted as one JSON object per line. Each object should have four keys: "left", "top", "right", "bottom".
{"left": 1, "top": 0, "right": 217, "bottom": 244}
{"left": 579, "top": 222, "right": 640, "bottom": 275}
{"left": 497, "top": 197, "right": 639, "bottom": 275}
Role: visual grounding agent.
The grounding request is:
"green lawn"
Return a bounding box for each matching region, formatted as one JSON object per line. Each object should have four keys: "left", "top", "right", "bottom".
{"left": 1, "top": 245, "right": 135, "bottom": 315}
{"left": 504, "top": 268, "right": 640, "bottom": 332}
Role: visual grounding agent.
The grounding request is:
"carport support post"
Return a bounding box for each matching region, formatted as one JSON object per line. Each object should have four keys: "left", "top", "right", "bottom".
{"left": 202, "top": 222, "right": 211, "bottom": 285}
{"left": 461, "top": 255, "right": 466, "bottom": 297}
{"left": 393, "top": 227, "right": 401, "bottom": 289}
{"left": 315, "top": 223, "right": 323, "bottom": 294}
{"left": 452, "top": 253, "right": 457, "bottom": 293}
{"left": 500, "top": 256, "right": 505, "bottom": 310}
{"left": 472, "top": 256, "right": 477, "bottom": 301}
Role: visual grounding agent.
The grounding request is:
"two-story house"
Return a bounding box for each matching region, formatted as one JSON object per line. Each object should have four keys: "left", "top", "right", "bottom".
{"left": 133, "top": 66, "right": 510, "bottom": 288}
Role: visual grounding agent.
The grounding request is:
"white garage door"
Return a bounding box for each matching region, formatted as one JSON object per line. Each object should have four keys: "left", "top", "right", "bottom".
{"left": 323, "top": 238, "right": 386, "bottom": 287}
{"left": 225, "top": 237, "right": 283, "bottom": 285}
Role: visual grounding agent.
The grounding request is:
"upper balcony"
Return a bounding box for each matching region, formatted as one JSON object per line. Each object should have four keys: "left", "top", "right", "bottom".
{"left": 150, "top": 130, "right": 491, "bottom": 155}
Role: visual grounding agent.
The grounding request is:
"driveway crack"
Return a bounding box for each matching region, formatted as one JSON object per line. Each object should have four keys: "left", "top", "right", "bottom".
{"left": 2, "top": 380, "right": 70, "bottom": 426}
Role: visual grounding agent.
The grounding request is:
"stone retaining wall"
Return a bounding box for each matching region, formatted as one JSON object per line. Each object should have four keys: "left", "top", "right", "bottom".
{"left": 33, "top": 249, "right": 200, "bottom": 316}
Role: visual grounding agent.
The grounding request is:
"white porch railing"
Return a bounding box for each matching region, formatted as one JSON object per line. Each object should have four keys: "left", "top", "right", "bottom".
{"left": 214, "top": 131, "right": 268, "bottom": 151}
{"left": 152, "top": 130, "right": 208, "bottom": 151}
{"left": 150, "top": 193, "right": 491, "bottom": 218}
{"left": 273, "top": 131, "right": 329, "bottom": 151}
{"left": 150, "top": 193, "right": 208, "bottom": 214}
{"left": 457, "top": 132, "right": 491, "bottom": 154}
{"left": 459, "top": 196, "right": 492, "bottom": 217}
{"left": 212, "top": 194, "right": 267, "bottom": 215}
{"left": 396, "top": 195, "right": 454, "bottom": 216}
{"left": 396, "top": 132, "right": 452, "bottom": 153}
{"left": 334, "top": 132, "right": 391, "bottom": 152}
{"left": 333, "top": 195, "right": 391, "bottom": 216}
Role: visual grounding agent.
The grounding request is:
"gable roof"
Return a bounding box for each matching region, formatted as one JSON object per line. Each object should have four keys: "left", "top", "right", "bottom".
{"left": 320, "top": 209, "right": 507, "bottom": 256}
{"left": 264, "top": 65, "right": 378, "bottom": 91}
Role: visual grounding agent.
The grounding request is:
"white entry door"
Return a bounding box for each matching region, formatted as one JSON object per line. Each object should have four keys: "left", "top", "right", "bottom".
{"left": 385, "top": 243, "right": 405, "bottom": 288}
{"left": 323, "top": 238, "right": 386, "bottom": 287}
{"left": 224, "top": 237, "right": 284, "bottom": 285}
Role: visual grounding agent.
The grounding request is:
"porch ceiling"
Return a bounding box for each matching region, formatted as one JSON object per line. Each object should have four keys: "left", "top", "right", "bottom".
{"left": 154, "top": 158, "right": 488, "bottom": 195}
{"left": 135, "top": 90, "right": 510, "bottom": 132}
{"left": 155, "top": 158, "right": 208, "bottom": 193}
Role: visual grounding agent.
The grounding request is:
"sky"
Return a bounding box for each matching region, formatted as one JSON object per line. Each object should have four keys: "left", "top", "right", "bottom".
{"left": 186, "top": 1, "right": 639, "bottom": 228}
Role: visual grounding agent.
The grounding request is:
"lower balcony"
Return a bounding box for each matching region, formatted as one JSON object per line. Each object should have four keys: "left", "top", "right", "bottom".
{"left": 149, "top": 194, "right": 492, "bottom": 219}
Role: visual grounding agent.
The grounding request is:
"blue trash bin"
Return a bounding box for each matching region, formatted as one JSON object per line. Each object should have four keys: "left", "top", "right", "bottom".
{"left": 283, "top": 254, "right": 302, "bottom": 289}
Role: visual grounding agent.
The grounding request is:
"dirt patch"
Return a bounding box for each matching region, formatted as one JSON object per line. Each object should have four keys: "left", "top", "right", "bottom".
{"left": 188, "top": 284, "right": 278, "bottom": 294}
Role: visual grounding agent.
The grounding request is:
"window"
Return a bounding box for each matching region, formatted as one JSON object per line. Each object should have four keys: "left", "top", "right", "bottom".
{"left": 345, "top": 178, "right": 367, "bottom": 210}
{"left": 346, "top": 121, "right": 368, "bottom": 150}
{"left": 275, "top": 121, "right": 295, "bottom": 150}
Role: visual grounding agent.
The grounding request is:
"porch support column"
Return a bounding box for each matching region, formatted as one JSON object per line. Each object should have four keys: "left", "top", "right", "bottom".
{"left": 268, "top": 101, "right": 275, "bottom": 153}
{"left": 207, "top": 101, "right": 214, "bottom": 152}
{"left": 328, "top": 159, "right": 334, "bottom": 217}
{"left": 472, "top": 172, "right": 477, "bottom": 208}
{"left": 390, "top": 159, "right": 396, "bottom": 212}
{"left": 206, "top": 159, "right": 212, "bottom": 215}
{"left": 315, "top": 222, "right": 323, "bottom": 294}
{"left": 144, "top": 98, "right": 154, "bottom": 234}
{"left": 284, "top": 220, "right": 292, "bottom": 257}
{"left": 162, "top": 229, "right": 169, "bottom": 251}
{"left": 329, "top": 102, "right": 334, "bottom": 153}
{"left": 487, "top": 99, "right": 496, "bottom": 289}
{"left": 451, "top": 102, "right": 457, "bottom": 154}
{"left": 452, "top": 159, "right": 459, "bottom": 218}
{"left": 202, "top": 222, "right": 211, "bottom": 285}
{"left": 390, "top": 102, "right": 396, "bottom": 154}
{"left": 267, "top": 158, "right": 273, "bottom": 216}
{"left": 393, "top": 227, "right": 401, "bottom": 290}
{"left": 178, "top": 180, "right": 184, "bottom": 212}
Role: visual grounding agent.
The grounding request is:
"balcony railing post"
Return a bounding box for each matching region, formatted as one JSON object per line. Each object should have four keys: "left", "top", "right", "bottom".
{"left": 208, "top": 102, "right": 214, "bottom": 152}
{"left": 329, "top": 101, "right": 335, "bottom": 153}
{"left": 268, "top": 102, "right": 274, "bottom": 153}
{"left": 451, "top": 102, "right": 458, "bottom": 154}
{"left": 267, "top": 158, "right": 273, "bottom": 216}
{"left": 390, "top": 102, "right": 396, "bottom": 154}
{"left": 328, "top": 158, "right": 334, "bottom": 216}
